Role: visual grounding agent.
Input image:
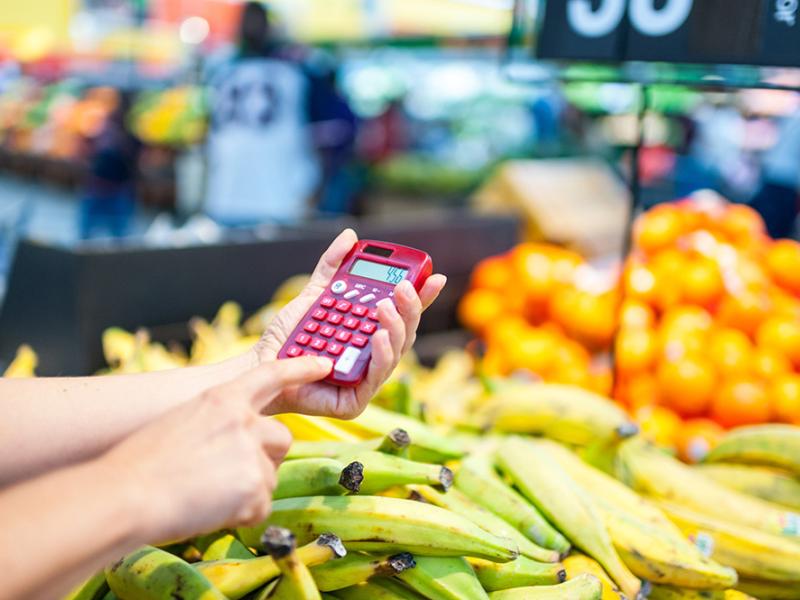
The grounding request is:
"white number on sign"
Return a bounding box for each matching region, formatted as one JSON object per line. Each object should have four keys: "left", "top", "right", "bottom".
{"left": 566, "top": 0, "right": 694, "bottom": 38}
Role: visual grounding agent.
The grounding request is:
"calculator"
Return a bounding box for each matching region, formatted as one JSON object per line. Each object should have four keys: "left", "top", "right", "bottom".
{"left": 278, "top": 240, "right": 433, "bottom": 386}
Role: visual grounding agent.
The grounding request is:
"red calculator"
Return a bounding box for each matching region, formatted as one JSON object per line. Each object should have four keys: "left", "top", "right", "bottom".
{"left": 278, "top": 240, "right": 432, "bottom": 386}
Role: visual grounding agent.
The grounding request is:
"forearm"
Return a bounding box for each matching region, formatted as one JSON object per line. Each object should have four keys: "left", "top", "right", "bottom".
{"left": 0, "top": 351, "right": 255, "bottom": 485}
{"left": 0, "top": 458, "right": 146, "bottom": 600}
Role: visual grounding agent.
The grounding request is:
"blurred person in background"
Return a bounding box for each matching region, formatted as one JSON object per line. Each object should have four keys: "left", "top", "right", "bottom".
{"left": 79, "top": 92, "right": 140, "bottom": 240}
{"left": 751, "top": 110, "right": 800, "bottom": 238}
{"left": 205, "top": 2, "right": 356, "bottom": 226}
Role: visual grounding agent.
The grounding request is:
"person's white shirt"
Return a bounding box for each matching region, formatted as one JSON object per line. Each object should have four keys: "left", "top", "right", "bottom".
{"left": 205, "top": 53, "right": 320, "bottom": 224}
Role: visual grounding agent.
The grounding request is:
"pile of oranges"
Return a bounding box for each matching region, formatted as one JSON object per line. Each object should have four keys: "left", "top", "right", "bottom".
{"left": 458, "top": 196, "right": 800, "bottom": 461}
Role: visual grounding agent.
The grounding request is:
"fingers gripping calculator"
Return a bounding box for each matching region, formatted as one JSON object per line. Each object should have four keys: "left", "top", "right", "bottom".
{"left": 278, "top": 240, "right": 433, "bottom": 386}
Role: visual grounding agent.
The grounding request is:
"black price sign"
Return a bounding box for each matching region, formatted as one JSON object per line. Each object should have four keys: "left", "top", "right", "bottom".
{"left": 537, "top": 0, "right": 800, "bottom": 67}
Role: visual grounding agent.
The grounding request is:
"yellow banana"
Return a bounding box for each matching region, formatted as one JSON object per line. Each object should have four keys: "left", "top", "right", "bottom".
{"left": 105, "top": 546, "right": 225, "bottom": 600}
{"left": 62, "top": 571, "right": 108, "bottom": 600}
{"left": 276, "top": 414, "right": 362, "bottom": 442}
{"left": 238, "top": 495, "right": 519, "bottom": 562}
{"left": 339, "top": 452, "right": 453, "bottom": 494}
{"left": 657, "top": 500, "right": 800, "bottom": 584}
{"left": 539, "top": 439, "right": 737, "bottom": 589}
{"left": 397, "top": 555, "right": 489, "bottom": 600}
{"left": 262, "top": 526, "right": 321, "bottom": 600}
{"left": 332, "top": 578, "right": 426, "bottom": 599}
{"left": 310, "top": 552, "right": 415, "bottom": 591}
{"left": 468, "top": 556, "right": 566, "bottom": 591}
{"left": 101, "top": 329, "right": 136, "bottom": 368}
{"left": 408, "top": 484, "right": 559, "bottom": 563}
{"left": 695, "top": 463, "right": 800, "bottom": 511}
{"left": 487, "top": 573, "right": 603, "bottom": 599}
{"left": 704, "top": 425, "right": 800, "bottom": 477}
{"left": 649, "top": 586, "right": 754, "bottom": 599}
{"left": 273, "top": 458, "right": 348, "bottom": 499}
{"left": 270, "top": 274, "right": 311, "bottom": 305}
{"left": 496, "top": 439, "right": 642, "bottom": 599}
{"left": 563, "top": 553, "right": 624, "bottom": 600}
{"left": 454, "top": 452, "right": 571, "bottom": 554}
{"left": 200, "top": 534, "right": 254, "bottom": 561}
{"left": 617, "top": 437, "right": 800, "bottom": 539}
{"left": 472, "top": 382, "right": 638, "bottom": 445}
{"left": 197, "top": 533, "right": 345, "bottom": 599}
{"left": 736, "top": 578, "right": 800, "bottom": 599}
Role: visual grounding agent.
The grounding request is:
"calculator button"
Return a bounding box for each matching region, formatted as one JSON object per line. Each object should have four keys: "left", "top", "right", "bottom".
{"left": 327, "top": 343, "right": 344, "bottom": 356}
{"left": 310, "top": 338, "right": 327, "bottom": 351}
{"left": 334, "top": 347, "right": 362, "bottom": 374}
{"left": 351, "top": 304, "right": 368, "bottom": 317}
{"left": 368, "top": 310, "right": 379, "bottom": 321}
{"left": 286, "top": 346, "right": 302, "bottom": 357}
{"left": 312, "top": 308, "right": 328, "bottom": 320}
{"left": 343, "top": 317, "right": 360, "bottom": 329}
{"left": 326, "top": 313, "right": 343, "bottom": 325}
{"left": 304, "top": 351, "right": 318, "bottom": 357}
{"left": 344, "top": 290, "right": 360, "bottom": 299}
{"left": 360, "top": 322, "right": 377, "bottom": 335}
{"left": 303, "top": 321, "right": 320, "bottom": 333}
{"left": 351, "top": 334, "right": 368, "bottom": 348}
{"left": 320, "top": 296, "right": 336, "bottom": 308}
{"left": 335, "top": 330, "right": 352, "bottom": 343}
{"left": 295, "top": 333, "right": 311, "bottom": 346}
{"left": 335, "top": 300, "right": 352, "bottom": 312}
{"left": 331, "top": 280, "right": 347, "bottom": 294}
{"left": 319, "top": 325, "right": 336, "bottom": 338}
{"left": 359, "top": 293, "right": 376, "bottom": 303}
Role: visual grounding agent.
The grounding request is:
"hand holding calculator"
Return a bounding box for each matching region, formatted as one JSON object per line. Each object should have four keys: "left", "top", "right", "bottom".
{"left": 277, "top": 240, "right": 433, "bottom": 386}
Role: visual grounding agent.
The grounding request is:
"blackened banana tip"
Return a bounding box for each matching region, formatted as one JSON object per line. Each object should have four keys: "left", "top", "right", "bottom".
{"left": 316, "top": 532, "right": 347, "bottom": 559}
{"left": 439, "top": 466, "right": 454, "bottom": 491}
{"left": 339, "top": 461, "right": 365, "bottom": 493}
{"left": 616, "top": 422, "right": 640, "bottom": 438}
{"left": 389, "top": 428, "right": 411, "bottom": 448}
{"left": 261, "top": 526, "right": 295, "bottom": 558}
{"left": 557, "top": 568, "right": 567, "bottom": 583}
{"left": 388, "top": 552, "right": 416, "bottom": 573}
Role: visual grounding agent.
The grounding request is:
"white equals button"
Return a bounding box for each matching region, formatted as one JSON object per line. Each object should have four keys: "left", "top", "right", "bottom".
{"left": 334, "top": 347, "right": 362, "bottom": 374}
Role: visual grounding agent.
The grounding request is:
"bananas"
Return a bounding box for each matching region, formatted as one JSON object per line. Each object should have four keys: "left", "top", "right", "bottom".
{"left": 486, "top": 573, "right": 603, "bottom": 599}
{"left": 471, "top": 381, "right": 638, "bottom": 445}
{"left": 262, "top": 526, "right": 321, "bottom": 600}
{"left": 333, "top": 578, "right": 425, "bottom": 599}
{"left": 648, "top": 586, "right": 754, "bottom": 599}
{"left": 273, "top": 458, "right": 348, "bottom": 499}
{"left": 238, "top": 495, "right": 519, "bottom": 561}
{"left": 496, "top": 438, "right": 642, "bottom": 599}
{"left": 657, "top": 500, "right": 800, "bottom": 584}
{"left": 196, "top": 533, "right": 345, "bottom": 599}
{"left": 105, "top": 546, "right": 225, "bottom": 600}
{"left": 63, "top": 571, "right": 109, "bottom": 600}
{"left": 694, "top": 463, "right": 800, "bottom": 511}
{"left": 397, "top": 555, "right": 489, "bottom": 600}
{"left": 736, "top": 577, "right": 800, "bottom": 599}
{"left": 704, "top": 425, "right": 800, "bottom": 477}
{"left": 3, "top": 344, "right": 38, "bottom": 377}
{"left": 617, "top": 437, "right": 800, "bottom": 539}
{"left": 468, "top": 556, "right": 566, "bottom": 591}
{"left": 339, "top": 451, "right": 453, "bottom": 495}
{"left": 454, "top": 452, "right": 571, "bottom": 554}
{"left": 562, "top": 553, "right": 623, "bottom": 600}
{"left": 310, "top": 552, "right": 415, "bottom": 591}
{"left": 201, "top": 534, "right": 255, "bottom": 561}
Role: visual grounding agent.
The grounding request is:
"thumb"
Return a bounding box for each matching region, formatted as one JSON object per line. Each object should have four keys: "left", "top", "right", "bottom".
{"left": 240, "top": 356, "right": 332, "bottom": 412}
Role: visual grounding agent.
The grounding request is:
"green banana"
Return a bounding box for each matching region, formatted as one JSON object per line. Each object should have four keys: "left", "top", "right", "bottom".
{"left": 695, "top": 463, "right": 800, "bottom": 511}
{"left": 105, "top": 546, "right": 225, "bottom": 600}
{"left": 486, "top": 573, "right": 603, "bottom": 599}
{"left": 100, "top": 593, "right": 118, "bottom": 600}
{"left": 375, "top": 428, "right": 412, "bottom": 457}
{"left": 409, "top": 484, "right": 559, "bottom": 563}
{"left": 540, "top": 439, "right": 737, "bottom": 590}
{"left": 274, "top": 458, "right": 348, "bottom": 499}
{"left": 332, "top": 578, "right": 425, "bottom": 599}
{"left": 396, "top": 555, "right": 489, "bottom": 600}
{"left": 471, "top": 381, "right": 638, "bottom": 445}
{"left": 62, "top": 571, "right": 108, "bottom": 600}
{"left": 338, "top": 452, "right": 453, "bottom": 494}
{"left": 657, "top": 500, "right": 800, "bottom": 583}
{"left": 201, "top": 534, "right": 254, "bottom": 561}
{"left": 262, "top": 526, "right": 321, "bottom": 600}
{"left": 238, "top": 495, "right": 519, "bottom": 562}
{"left": 649, "top": 586, "right": 753, "bottom": 599}
{"left": 617, "top": 437, "right": 800, "bottom": 539}
{"left": 349, "top": 404, "right": 465, "bottom": 462}
{"left": 496, "top": 438, "right": 642, "bottom": 599}
{"left": 468, "top": 556, "right": 566, "bottom": 591}
{"left": 736, "top": 578, "right": 800, "bottom": 599}
{"left": 196, "top": 533, "right": 345, "bottom": 599}
{"left": 704, "top": 425, "right": 800, "bottom": 476}
{"left": 455, "top": 452, "right": 571, "bottom": 554}
{"left": 311, "top": 552, "right": 415, "bottom": 591}
{"left": 287, "top": 440, "right": 371, "bottom": 460}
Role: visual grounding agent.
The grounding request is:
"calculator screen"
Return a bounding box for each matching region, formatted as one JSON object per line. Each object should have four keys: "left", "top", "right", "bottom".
{"left": 349, "top": 259, "right": 408, "bottom": 285}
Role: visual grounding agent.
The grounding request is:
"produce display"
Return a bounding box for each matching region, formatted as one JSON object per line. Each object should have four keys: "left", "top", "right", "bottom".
{"left": 459, "top": 195, "right": 800, "bottom": 461}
